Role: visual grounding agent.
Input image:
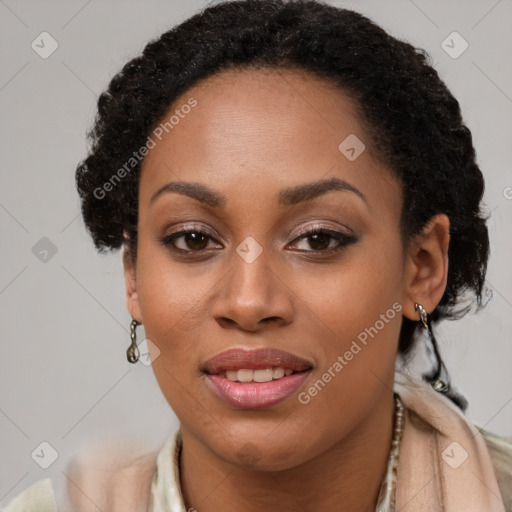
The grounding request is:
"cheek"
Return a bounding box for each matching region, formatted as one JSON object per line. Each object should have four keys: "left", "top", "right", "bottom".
{"left": 298, "top": 232, "right": 404, "bottom": 397}
{"left": 305, "top": 226, "right": 404, "bottom": 345}
{"left": 135, "top": 234, "right": 213, "bottom": 335}
{"left": 289, "top": 260, "right": 403, "bottom": 456}
{"left": 133, "top": 245, "right": 204, "bottom": 385}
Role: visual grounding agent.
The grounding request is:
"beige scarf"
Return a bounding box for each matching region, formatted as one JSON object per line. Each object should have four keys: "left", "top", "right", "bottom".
{"left": 65, "top": 375, "right": 507, "bottom": 511}
{"left": 393, "top": 374, "right": 506, "bottom": 511}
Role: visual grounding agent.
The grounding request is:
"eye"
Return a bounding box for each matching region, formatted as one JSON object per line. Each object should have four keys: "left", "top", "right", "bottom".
{"left": 159, "top": 225, "right": 357, "bottom": 257}
{"left": 288, "top": 227, "right": 357, "bottom": 254}
{"left": 160, "top": 227, "right": 221, "bottom": 253}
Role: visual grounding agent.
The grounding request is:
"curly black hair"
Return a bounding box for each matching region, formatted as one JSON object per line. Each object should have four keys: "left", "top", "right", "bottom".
{"left": 76, "top": 0, "right": 490, "bottom": 407}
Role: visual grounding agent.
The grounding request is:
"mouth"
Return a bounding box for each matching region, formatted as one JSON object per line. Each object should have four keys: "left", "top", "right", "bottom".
{"left": 216, "top": 366, "right": 302, "bottom": 382}
{"left": 202, "top": 348, "right": 313, "bottom": 409}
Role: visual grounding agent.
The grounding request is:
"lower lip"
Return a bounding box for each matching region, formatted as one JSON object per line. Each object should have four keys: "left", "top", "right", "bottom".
{"left": 205, "top": 371, "right": 311, "bottom": 409}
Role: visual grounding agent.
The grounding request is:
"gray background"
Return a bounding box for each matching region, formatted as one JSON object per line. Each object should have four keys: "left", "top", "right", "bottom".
{"left": 1, "top": 0, "right": 511, "bottom": 507}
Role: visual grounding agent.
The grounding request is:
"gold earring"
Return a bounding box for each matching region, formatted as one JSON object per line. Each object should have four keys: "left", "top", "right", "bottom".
{"left": 126, "top": 318, "right": 140, "bottom": 363}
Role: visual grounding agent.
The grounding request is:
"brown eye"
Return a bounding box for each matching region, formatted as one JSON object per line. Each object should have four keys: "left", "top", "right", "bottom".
{"left": 159, "top": 227, "right": 357, "bottom": 258}
{"left": 181, "top": 232, "right": 209, "bottom": 251}
{"left": 305, "top": 232, "right": 332, "bottom": 251}
{"left": 289, "top": 229, "right": 358, "bottom": 254}
{"left": 160, "top": 229, "right": 220, "bottom": 253}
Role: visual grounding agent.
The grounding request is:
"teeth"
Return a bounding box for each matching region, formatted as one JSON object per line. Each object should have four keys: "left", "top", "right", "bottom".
{"left": 223, "top": 367, "right": 297, "bottom": 382}
{"left": 226, "top": 370, "right": 238, "bottom": 381}
{"left": 253, "top": 368, "right": 273, "bottom": 382}
{"left": 237, "top": 369, "right": 254, "bottom": 383}
{"left": 272, "top": 367, "right": 284, "bottom": 379}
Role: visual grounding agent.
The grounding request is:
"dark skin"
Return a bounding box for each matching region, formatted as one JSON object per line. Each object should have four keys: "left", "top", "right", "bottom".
{"left": 123, "top": 67, "right": 450, "bottom": 511}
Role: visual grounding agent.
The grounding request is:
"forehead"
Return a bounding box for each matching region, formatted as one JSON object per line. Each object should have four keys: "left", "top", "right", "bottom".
{"left": 139, "top": 67, "right": 400, "bottom": 214}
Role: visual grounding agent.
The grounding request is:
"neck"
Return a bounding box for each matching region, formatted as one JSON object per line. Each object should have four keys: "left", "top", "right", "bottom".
{"left": 179, "top": 390, "right": 395, "bottom": 512}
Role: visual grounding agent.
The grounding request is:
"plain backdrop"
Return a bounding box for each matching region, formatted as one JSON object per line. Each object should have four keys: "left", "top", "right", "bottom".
{"left": 1, "top": 0, "right": 511, "bottom": 507}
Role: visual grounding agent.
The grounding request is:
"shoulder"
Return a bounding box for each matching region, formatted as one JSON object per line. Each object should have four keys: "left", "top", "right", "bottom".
{"left": 1, "top": 432, "right": 181, "bottom": 512}
{"left": 394, "top": 373, "right": 512, "bottom": 510}
{"left": 0, "top": 478, "right": 58, "bottom": 512}
{"left": 480, "top": 428, "right": 512, "bottom": 512}
{"left": 0, "top": 442, "right": 159, "bottom": 512}
{"left": 66, "top": 437, "right": 159, "bottom": 512}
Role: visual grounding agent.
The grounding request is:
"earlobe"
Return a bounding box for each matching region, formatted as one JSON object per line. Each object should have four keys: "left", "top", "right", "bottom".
{"left": 402, "top": 213, "right": 450, "bottom": 321}
{"left": 122, "top": 246, "right": 142, "bottom": 323}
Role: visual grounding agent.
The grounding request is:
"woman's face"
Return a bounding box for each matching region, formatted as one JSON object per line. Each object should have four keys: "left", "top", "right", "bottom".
{"left": 125, "top": 67, "right": 413, "bottom": 470}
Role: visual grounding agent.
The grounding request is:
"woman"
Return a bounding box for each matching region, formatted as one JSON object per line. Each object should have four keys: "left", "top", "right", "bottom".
{"left": 2, "top": 1, "right": 511, "bottom": 511}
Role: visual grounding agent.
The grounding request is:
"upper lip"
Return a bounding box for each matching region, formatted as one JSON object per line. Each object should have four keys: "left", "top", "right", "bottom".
{"left": 203, "top": 347, "right": 314, "bottom": 374}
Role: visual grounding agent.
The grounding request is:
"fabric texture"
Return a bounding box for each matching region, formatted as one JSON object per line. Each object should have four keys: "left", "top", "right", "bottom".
{"left": 2, "top": 375, "right": 511, "bottom": 511}
{"left": 483, "top": 428, "right": 512, "bottom": 512}
{"left": 394, "top": 374, "right": 510, "bottom": 511}
{"left": 0, "top": 478, "right": 57, "bottom": 512}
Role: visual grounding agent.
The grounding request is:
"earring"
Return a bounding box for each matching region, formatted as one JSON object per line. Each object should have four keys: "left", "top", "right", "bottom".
{"left": 126, "top": 318, "right": 140, "bottom": 363}
{"left": 414, "top": 303, "right": 449, "bottom": 394}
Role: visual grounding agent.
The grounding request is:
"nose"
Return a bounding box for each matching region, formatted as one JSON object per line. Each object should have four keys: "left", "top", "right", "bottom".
{"left": 211, "top": 245, "right": 294, "bottom": 332}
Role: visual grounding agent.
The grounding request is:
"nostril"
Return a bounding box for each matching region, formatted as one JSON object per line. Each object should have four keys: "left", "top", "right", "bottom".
{"left": 261, "top": 317, "right": 279, "bottom": 324}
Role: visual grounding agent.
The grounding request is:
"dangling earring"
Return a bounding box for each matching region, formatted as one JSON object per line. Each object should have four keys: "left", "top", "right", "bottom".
{"left": 414, "top": 303, "right": 449, "bottom": 394}
{"left": 126, "top": 318, "right": 141, "bottom": 363}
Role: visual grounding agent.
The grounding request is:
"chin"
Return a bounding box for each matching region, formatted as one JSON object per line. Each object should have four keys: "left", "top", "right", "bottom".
{"left": 209, "top": 431, "right": 317, "bottom": 472}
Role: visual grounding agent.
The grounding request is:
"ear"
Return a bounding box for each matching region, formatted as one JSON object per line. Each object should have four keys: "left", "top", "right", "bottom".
{"left": 402, "top": 213, "right": 450, "bottom": 321}
{"left": 122, "top": 243, "right": 142, "bottom": 323}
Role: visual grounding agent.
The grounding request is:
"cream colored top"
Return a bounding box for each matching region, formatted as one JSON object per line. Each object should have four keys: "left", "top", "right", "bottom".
{"left": 2, "top": 395, "right": 511, "bottom": 511}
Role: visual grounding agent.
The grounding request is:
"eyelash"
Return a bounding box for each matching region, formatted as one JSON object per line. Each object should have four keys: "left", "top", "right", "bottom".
{"left": 159, "top": 224, "right": 357, "bottom": 257}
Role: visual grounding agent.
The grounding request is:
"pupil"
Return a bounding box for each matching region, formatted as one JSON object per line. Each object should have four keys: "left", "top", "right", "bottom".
{"left": 186, "top": 232, "right": 208, "bottom": 250}
{"left": 309, "top": 233, "right": 330, "bottom": 250}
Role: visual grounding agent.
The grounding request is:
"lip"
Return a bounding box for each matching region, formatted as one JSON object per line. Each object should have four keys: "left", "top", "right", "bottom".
{"left": 202, "top": 347, "right": 313, "bottom": 409}
{"left": 203, "top": 347, "right": 313, "bottom": 374}
{"left": 206, "top": 372, "right": 311, "bottom": 409}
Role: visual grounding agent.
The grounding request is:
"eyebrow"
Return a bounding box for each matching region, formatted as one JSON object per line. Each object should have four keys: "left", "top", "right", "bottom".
{"left": 149, "top": 177, "right": 367, "bottom": 208}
